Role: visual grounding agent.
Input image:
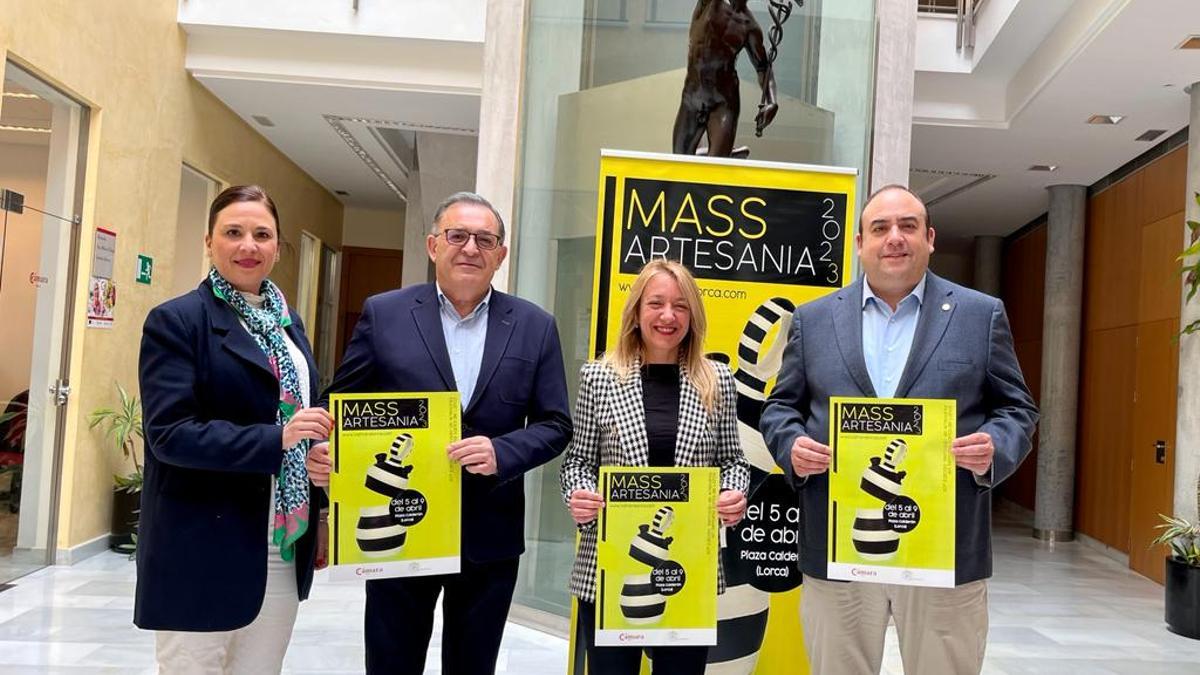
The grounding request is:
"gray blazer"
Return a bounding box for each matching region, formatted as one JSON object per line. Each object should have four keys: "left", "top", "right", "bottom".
{"left": 760, "top": 272, "right": 1038, "bottom": 584}
{"left": 560, "top": 358, "right": 751, "bottom": 602}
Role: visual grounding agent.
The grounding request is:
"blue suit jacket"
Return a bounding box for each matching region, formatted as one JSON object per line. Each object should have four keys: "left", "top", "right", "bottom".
{"left": 760, "top": 272, "right": 1039, "bottom": 584}
{"left": 323, "top": 283, "right": 572, "bottom": 562}
{"left": 134, "top": 279, "right": 325, "bottom": 631}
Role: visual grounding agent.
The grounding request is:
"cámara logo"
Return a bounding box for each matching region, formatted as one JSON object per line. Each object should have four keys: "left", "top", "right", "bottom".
{"left": 850, "top": 568, "right": 878, "bottom": 578}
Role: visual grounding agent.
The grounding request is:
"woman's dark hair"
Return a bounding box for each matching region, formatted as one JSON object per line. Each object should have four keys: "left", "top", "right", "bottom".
{"left": 207, "top": 185, "right": 280, "bottom": 236}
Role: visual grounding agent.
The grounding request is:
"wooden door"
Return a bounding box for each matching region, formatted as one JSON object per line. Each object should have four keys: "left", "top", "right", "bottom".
{"left": 1128, "top": 319, "right": 1179, "bottom": 582}
{"left": 1127, "top": 211, "right": 1184, "bottom": 582}
{"left": 336, "top": 246, "right": 404, "bottom": 365}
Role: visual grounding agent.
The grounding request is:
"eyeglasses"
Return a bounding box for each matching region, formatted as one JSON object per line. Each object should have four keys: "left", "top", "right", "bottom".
{"left": 438, "top": 228, "right": 502, "bottom": 251}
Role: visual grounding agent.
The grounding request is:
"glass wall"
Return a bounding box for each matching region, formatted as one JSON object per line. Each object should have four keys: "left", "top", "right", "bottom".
{"left": 509, "top": 0, "right": 877, "bottom": 617}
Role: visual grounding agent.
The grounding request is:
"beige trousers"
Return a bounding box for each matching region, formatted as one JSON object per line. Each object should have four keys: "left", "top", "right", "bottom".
{"left": 155, "top": 551, "right": 299, "bottom": 675}
{"left": 800, "top": 577, "right": 988, "bottom": 675}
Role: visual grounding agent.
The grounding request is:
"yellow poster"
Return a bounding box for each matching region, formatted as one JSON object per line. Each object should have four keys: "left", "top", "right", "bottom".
{"left": 572, "top": 150, "right": 857, "bottom": 674}
{"left": 828, "top": 397, "right": 957, "bottom": 587}
{"left": 596, "top": 467, "right": 720, "bottom": 646}
{"left": 328, "top": 392, "right": 461, "bottom": 580}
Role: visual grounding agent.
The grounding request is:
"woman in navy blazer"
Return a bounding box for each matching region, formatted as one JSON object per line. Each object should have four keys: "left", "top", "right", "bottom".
{"left": 135, "top": 185, "right": 333, "bottom": 674}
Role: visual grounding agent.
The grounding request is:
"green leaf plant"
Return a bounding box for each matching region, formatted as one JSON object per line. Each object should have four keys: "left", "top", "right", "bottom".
{"left": 1181, "top": 192, "right": 1200, "bottom": 336}
{"left": 88, "top": 383, "right": 143, "bottom": 494}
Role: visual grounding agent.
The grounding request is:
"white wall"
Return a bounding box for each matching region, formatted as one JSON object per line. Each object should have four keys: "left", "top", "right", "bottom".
{"left": 0, "top": 141, "right": 47, "bottom": 405}
{"left": 342, "top": 206, "right": 405, "bottom": 250}
{"left": 178, "top": 0, "right": 486, "bottom": 43}
{"left": 915, "top": 14, "right": 973, "bottom": 73}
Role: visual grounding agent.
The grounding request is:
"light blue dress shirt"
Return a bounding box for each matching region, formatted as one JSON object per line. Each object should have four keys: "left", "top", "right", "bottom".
{"left": 861, "top": 274, "right": 926, "bottom": 398}
{"left": 436, "top": 283, "right": 490, "bottom": 408}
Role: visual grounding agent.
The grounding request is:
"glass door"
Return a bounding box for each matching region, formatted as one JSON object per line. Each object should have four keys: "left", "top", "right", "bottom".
{"left": 0, "top": 61, "right": 88, "bottom": 584}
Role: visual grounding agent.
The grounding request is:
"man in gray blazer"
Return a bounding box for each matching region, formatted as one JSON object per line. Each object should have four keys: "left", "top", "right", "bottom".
{"left": 760, "top": 185, "right": 1038, "bottom": 675}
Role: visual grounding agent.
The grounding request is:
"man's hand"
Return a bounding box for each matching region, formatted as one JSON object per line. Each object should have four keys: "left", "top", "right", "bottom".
{"left": 306, "top": 441, "right": 332, "bottom": 487}
{"left": 716, "top": 489, "right": 748, "bottom": 527}
{"left": 283, "top": 407, "right": 333, "bottom": 450}
{"left": 448, "top": 436, "right": 498, "bottom": 475}
{"left": 790, "top": 436, "right": 832, "bottom": 477}
{"left": 568, "top": 489, "right": 605, "bottom": 525}
{"left": 951, "top": 432, "right": 994, "bottom": 476}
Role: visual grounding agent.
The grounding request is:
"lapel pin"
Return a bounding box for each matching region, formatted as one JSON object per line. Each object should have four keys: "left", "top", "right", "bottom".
{"left": 941, "top": 303, "right": 951, "bottom": 311}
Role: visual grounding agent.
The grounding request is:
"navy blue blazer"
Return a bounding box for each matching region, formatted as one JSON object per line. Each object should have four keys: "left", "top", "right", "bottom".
{"left": 323, "top": 283, "right": 573, "bottom": 562}
{"left": 760, "top": 273, "right": 1039, "bottom": 584}
{"left": 134, "top": 279, "right": 325, "bottom": 632}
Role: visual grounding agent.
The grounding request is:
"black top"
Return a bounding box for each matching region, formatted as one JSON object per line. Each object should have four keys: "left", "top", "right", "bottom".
{"left": 642, "top": 364, "right": 681, "bottom": 467}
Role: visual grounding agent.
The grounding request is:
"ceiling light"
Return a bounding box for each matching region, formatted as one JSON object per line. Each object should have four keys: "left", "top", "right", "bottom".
{"left": 1136, "top": 129, "right": 1168, "bottom": 142}
{"left": 1028, "top": 165, "right": 1058, "bottom": 172}
{"left": 1176, "top": 35, "right": 1200, "bottom": 49}
{"left": 0, "top": 124, "right": 51, "bottom": 133}
{"left": 1087, "top": 115, "right": 1124, "bottom": 125}
{"left": 252, "top": 115, "right": 275, "bottom": 127}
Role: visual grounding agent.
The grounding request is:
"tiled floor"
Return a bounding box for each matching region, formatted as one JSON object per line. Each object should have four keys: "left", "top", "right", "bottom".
{"left": 0, "top": 505, "right": 41, "bottom": 587}
{"left": 0, "top": 512, "right": 1198, "bottom": 673}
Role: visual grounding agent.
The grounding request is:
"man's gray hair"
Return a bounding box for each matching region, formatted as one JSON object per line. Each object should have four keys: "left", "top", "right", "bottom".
{"left": 430, "top": 191, "right": 506, "bottom": 241}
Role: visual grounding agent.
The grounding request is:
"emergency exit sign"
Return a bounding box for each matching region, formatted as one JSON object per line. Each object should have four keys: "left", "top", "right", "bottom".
{"left": 136, "top": 255, "right": 153, "bottom": 284}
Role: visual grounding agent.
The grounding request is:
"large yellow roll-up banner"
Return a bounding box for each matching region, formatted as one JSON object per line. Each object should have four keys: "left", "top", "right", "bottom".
{"left": 569, "top": 150, "right": 858, "bottom": 674}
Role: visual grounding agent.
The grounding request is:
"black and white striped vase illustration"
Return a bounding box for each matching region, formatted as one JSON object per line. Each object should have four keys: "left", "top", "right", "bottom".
{"left": 706, "top": 297, "right": 794, "bottom": 674}
{"left": 620, "top": 506, "right": 675, "bottom": 625}
{"left": 852, "top": 439, "right": 908, "bottom": 560}
{"left": 355, "top": 433, "right": 415, "bottom": 558}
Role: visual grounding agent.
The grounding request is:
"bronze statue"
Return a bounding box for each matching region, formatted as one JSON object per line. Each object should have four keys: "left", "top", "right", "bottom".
{"left": 672, "top": 0, "right": 801, "bottom": 158}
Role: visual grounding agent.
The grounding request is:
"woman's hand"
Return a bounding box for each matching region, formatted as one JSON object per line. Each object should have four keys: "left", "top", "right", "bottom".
{"left": 306, "top": 441, "right": 332, "bottom": 487}
{"left": 568, "top": 489, "right": 605, "bottom": 525}
{"left": 283, "top": 407, "right": 333, "bottom": 450}
{"left": 717, "top": 489, "right": 747, "bottom": 527}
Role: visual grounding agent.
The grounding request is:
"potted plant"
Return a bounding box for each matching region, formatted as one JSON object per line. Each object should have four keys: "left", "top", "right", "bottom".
{"left": 88, "top": 383, "right": 143, "bottom": 554}
{"left": 1154, "top": 474, "right": 1200, "bottom": 638}
{"left": 1152, "top": 193, "right": 1200, "bottom": 638}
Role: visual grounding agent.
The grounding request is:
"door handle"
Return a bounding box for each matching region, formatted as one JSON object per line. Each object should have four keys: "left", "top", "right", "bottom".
{"left": 1155, "top": 440, "right": 1167, "bottom": 465}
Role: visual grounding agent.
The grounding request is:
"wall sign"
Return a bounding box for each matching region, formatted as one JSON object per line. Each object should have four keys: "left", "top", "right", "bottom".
{"left": 136, "top": 254, "right": 153, "bottom": 285}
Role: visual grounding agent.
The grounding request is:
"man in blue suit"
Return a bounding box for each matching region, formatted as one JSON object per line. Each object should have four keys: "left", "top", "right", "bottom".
{"left": 760, "top": 185, "right": 1038, "bottom": 675}
{"left": 307, "top": 192, "right": 572, "bottom": 674}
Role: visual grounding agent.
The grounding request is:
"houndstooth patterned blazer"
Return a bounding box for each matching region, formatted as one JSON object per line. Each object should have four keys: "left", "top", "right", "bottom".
{"left": 559, "top": 358, "right": 751, "bottom": 603}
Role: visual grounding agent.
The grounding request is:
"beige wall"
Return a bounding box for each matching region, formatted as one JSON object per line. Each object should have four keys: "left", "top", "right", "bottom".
{"left": 0, "top": 0, "right": 344, "bottom": 550}
{"left": 342, "top": 206, "right": 405, "bottom": 250}
{"left": 0, "top": 141, "right": 47, "bottom": 406}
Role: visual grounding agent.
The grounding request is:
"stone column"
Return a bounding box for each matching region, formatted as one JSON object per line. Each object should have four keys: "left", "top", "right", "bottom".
{"left": 1175, "top": 84, "right": 1200, "bottom": 524}
{"left": 475, "top": 0, "right": 528, "bottom": 293}
{"left": 870, "top": 1, "right": 917, "bottom": 193}
{"left": 973, "top": 235, "right": 1004, "bottom": 297}
{"left": 1033, "top": 185, "right": 1087, "bottom": 541}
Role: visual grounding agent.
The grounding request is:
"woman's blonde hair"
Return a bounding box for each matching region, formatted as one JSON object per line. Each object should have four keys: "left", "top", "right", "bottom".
{"left": 603, "top": 260, "right": 718, "bottom": 411}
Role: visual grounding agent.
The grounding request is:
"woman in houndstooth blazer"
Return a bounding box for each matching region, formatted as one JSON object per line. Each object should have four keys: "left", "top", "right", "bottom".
{"left": 560, "top": 260, "right": 751, "bottom": 675}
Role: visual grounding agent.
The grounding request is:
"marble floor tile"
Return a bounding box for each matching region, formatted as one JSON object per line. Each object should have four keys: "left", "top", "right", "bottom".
{"left": 0, "top": 513, "right": 1198, "bottom": 672}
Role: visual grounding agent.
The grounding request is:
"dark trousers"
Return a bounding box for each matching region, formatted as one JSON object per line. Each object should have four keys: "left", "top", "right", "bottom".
{"left": 576, "top": 600, "right": 708, "bottom": 675}
{"left": 364, "top": 557, "right": 519, "bottom": 675}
